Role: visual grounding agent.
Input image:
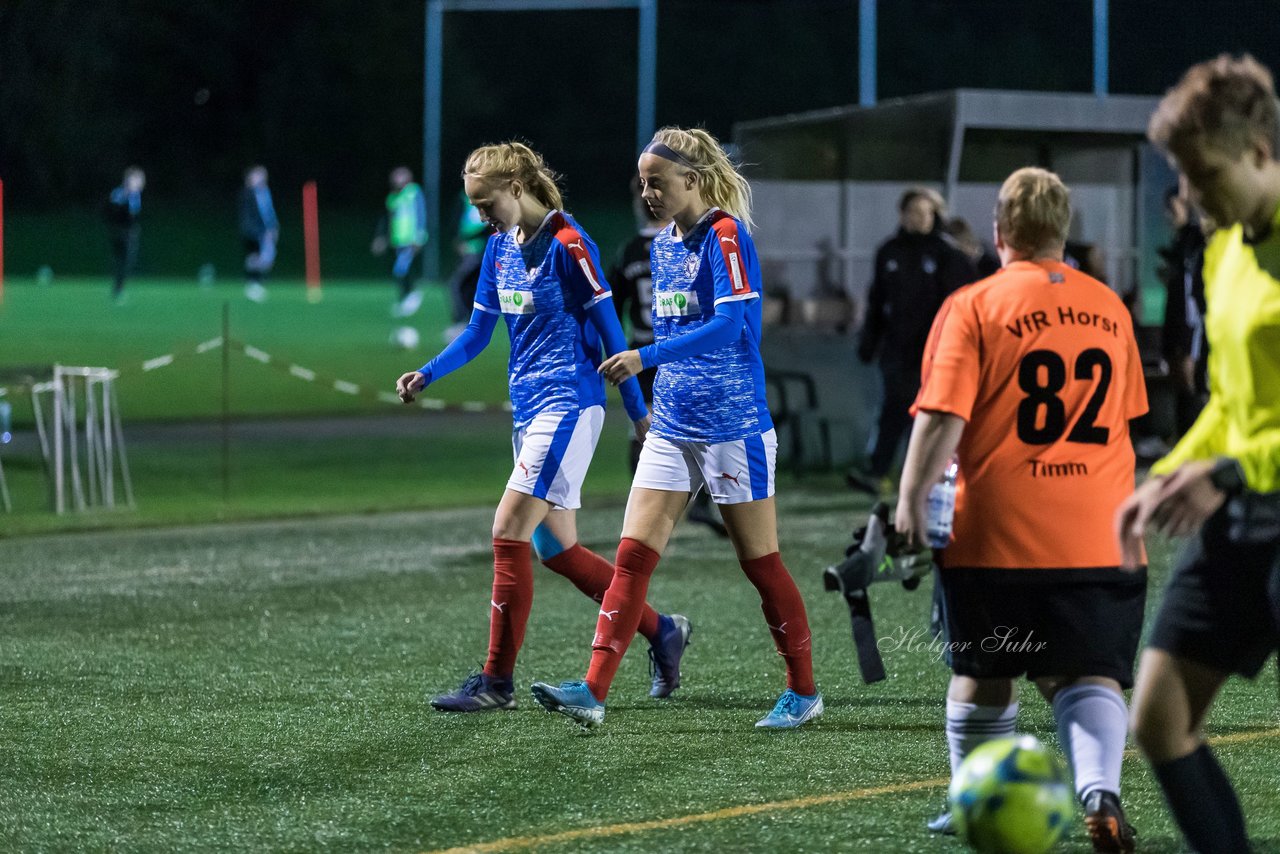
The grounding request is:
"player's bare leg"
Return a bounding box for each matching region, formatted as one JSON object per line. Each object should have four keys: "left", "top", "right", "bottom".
{"left": 1131, "top": 649, "right": 1245, "bottom": 853}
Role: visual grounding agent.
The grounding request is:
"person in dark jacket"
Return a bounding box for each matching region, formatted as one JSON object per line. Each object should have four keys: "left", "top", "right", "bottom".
{"left": 104, "top": 167, "right": 145, "bottom": 303}
{"left": 1158, "top": 186, "right": 1209, "bottom": 439}
{"left": 239, "top": 165, "right": 278, "bottom": 303}
{"left": 848, "top": 187, "right": 977, "bottom": 494}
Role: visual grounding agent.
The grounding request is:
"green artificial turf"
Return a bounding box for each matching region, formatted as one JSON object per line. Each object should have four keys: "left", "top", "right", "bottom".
{"left": 0, "top": 413, "right": 636, "bottom": 537}
{"left": 1, "top": 489, "right": 1277, "bottom": 852}
{"left": 0, "top": 277, "right": 510, "bottom": 421}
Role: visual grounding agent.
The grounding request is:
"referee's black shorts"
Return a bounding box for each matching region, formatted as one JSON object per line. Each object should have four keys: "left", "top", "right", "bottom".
{"left": 939, "top": 566, "right": 1148, "bottom": 688}
{"left": 1149, "top": 494, "right": 1280, "bottom": 679}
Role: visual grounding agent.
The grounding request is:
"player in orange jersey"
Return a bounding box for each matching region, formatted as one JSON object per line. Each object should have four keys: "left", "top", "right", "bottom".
{"left": 896, "top": 167, "right": 1148, "bottom": 852}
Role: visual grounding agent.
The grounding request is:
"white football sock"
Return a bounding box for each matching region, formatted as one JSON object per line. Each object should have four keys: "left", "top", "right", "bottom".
{"left": 946, "top": 699, "right": 1019, "bottom": 777}
{"left": 1052, "top": 683, "right": 1128, "bottom": 800}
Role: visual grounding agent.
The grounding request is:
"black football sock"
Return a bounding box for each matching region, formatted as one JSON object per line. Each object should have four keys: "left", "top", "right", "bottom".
{"left": 1152, "top": 744, "right": 1249, "bottom": 854}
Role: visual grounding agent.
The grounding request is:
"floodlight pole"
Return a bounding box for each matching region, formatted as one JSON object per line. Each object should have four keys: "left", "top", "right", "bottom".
{"left": 1093, "top": 0, "right": 1109, "bottom": 96}
{"left": 858, "top": 0, "right": 876, "bottom": 107}
{"left": 637, "top": 0, "right": 657, "bottom": 151}
{"left": 424, "top": 1, "right": 444, "bottom": 282}
{"left": 423, "top": 0, "right": 656, "bottom": 280}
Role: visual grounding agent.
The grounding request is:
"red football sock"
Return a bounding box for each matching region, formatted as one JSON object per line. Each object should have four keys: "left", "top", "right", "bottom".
{"left": 740, "top": 552, "right": 817, "bottom": 696}
{"left": 482, "top": 538, "right": 533, "bottom": 681}
{"left": 543, "top": 543, "right": 661, "bottom": 641}
{"left": 584, "top": 538, "right": 662, "bottom": 700}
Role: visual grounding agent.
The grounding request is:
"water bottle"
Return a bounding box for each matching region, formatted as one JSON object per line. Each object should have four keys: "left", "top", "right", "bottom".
{"left": 925, "top": 460, "right": 958, "bottom": 549}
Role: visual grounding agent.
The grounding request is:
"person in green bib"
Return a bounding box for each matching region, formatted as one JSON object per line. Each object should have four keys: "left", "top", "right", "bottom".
{"left": 443, "top": 189, "right": 492, "bottom": 342}
{"left": 372, "top": 166, "right": 429, "bottom": 317}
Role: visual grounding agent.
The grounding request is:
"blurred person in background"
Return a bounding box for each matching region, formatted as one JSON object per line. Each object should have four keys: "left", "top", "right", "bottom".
{"left": 1158, "top": 183, "right": 1209, "bottom": 441}
{"left": 848, "top": 187, "right": 977, "bottom": 496}
{"left": 103, "top": 166, "right": 145, "bottom": 304}
{"left": 239, "top": 165, "right": 278, "bottom": 303}
{"left": 944, "top": 215, "right": 1000, "bottom": 279}
{"left": 372, "top": 166, "right": 428, "bottom": 318}
{"left": 443, "top": 189, "right": 491, "bottom": 342}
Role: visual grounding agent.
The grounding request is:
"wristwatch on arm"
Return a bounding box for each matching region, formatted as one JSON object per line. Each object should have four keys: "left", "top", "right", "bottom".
{"left": 1208, "top": 456, "right": 1247, "bottom": 497}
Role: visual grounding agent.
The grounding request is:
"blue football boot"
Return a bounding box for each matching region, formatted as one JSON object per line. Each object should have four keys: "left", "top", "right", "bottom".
{"left": 755, "top": 688, "right": 824, "bottom": 729}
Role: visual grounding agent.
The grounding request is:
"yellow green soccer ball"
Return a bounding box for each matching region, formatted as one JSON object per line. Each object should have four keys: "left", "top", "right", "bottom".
{"left": 949, "top": 734, "right": 1074, "bottom": 854}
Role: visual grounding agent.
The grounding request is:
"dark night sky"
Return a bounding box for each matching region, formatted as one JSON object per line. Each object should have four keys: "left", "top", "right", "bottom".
{"left": 2, "top": 0, "right": 1279, "bottom": 210}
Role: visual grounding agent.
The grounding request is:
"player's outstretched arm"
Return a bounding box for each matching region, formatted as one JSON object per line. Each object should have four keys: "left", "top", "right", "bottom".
{"left": 394, "top": 307, "right": 498, "bottom": 403}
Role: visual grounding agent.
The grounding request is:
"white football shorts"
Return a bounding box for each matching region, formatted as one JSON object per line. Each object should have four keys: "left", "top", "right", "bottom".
{"left": 632, "top": 429, "right": 777, "bottom": 505}
{"left": 507, "top": 405, "right": 605, "bottom": 510}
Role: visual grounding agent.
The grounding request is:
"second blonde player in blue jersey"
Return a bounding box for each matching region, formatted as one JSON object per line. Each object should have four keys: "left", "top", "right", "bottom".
{"left": 397, "top": 143, "right": 692, "bottom": 712}
{"left": 532, "top": 128, "right": 822, "bottom": 730}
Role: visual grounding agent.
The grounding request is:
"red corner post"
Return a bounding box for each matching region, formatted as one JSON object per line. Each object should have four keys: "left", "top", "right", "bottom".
{"left": 302, "top": 180, "right": 321, "bottom": 302}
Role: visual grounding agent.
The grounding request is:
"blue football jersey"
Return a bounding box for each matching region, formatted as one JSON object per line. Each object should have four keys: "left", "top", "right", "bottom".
{"left": 473, "top": 211, "right": 614, "bottom": 426}
{"left": 648, "top": 209, "right": 773, "bottom": 442}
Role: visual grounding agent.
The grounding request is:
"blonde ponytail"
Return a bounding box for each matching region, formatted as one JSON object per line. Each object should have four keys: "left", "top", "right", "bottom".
{"left": 463, "top": 142, "right": 564, "bottom": 211}
{"left": 648, "top": 127, "right": 754, "bottom": 232}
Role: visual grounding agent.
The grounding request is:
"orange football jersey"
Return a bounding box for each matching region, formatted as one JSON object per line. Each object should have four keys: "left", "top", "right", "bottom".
{"left": 912, "top": 259, "right": 1148, "bottom": 569}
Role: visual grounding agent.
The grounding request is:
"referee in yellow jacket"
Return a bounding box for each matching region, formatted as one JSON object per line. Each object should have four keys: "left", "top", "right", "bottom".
{"left": 1118, "top": 54, "right": 1280, "bottom": 854}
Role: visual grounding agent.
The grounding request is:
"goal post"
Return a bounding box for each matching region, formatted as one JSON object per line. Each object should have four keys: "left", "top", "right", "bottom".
{"left": 32, "top": 366, "right": 134, "bottom": 515}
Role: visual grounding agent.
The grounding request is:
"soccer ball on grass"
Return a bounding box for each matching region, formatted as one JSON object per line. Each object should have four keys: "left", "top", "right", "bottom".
{"left": 949, "top": 734, "right": 1074, "bottom": 854}
{"left": 390, "top": 325, "right": 420, "bottom": 350}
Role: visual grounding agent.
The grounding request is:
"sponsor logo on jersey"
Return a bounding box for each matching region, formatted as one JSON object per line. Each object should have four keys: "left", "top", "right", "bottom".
{"left": 499, "top": 289, "right": 536, "bottom": 314}
{"left": 654, "top": 289, "right": 701, "bottom": 317}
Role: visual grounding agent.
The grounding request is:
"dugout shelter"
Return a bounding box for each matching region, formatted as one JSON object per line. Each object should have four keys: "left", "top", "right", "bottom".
{"left": 735, "top": 89, "right": 1174, "bottom": 467}
{"left": 735, "top": 88, "right": 1168, "bottom": 321}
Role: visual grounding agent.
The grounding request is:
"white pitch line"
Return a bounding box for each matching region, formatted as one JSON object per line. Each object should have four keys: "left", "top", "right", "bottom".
{"left": 244, "top": 345, "right": 271, "bottom": 364}
{"left": 289, "top": 365, "right": 316, "bottom": 382}
{"left": 333, "top": 380, "right": 360, "bottom": 395}
{"left": 196, "top": 337, "right": 224, "bottom": 353}
{"left": 142, "top": 354, "right": 175, "bottom": 372}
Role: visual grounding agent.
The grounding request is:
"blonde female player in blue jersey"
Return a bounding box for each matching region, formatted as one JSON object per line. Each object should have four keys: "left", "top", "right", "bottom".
{"left": 397, "top": 142, "right": 692, "bottom": 712}
{"left": 532, "top": 128, "right": 822, "bottom": 729}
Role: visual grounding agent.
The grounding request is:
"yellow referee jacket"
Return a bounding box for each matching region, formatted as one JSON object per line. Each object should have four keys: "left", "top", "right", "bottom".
{"left": 1152, "top": 203, "right": 1280, "bottom": 492}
